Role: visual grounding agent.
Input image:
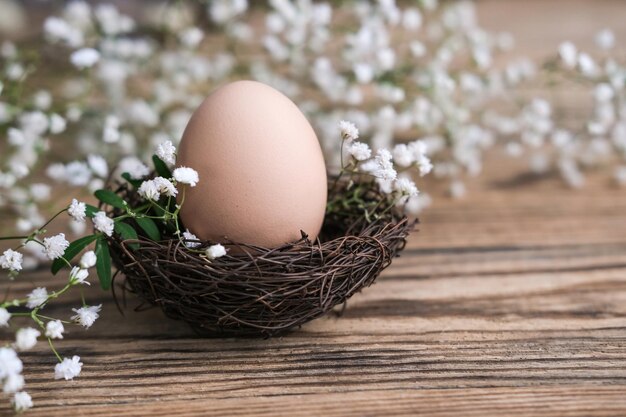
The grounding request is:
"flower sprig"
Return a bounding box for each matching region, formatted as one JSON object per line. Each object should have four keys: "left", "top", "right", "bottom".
{"left": 328, "top": 120, "right": 433, "bottom": 221}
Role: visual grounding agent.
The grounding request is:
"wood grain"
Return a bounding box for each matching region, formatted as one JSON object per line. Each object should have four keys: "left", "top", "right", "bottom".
{"left": 2, "top": 1, "right": 626, "bottom": 415}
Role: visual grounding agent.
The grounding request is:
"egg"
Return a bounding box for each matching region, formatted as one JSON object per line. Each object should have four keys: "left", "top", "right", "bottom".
{"left": 177, "top": 80, "right": 327, "bottom": 248}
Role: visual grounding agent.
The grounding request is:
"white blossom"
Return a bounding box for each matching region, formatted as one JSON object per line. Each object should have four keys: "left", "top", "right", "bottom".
{"left": 595, "top": 29, "right": 615, "bottom": 50}
{"left": 15, "top": 328, "right": 40, "bottom": 351}
{"left": 42, "top": 233, "right": 70, "bottom": 260}
{"left": 69, "top": 266, "right": 89, "bottom": 285}
{"left": 156, "top": 140, "right": 176, "bottom": 165}
{"left": 71, "top": 304, "right": 102, "bottom": 328}
{"left": 93, "top": 211, "right": 114, "bottom": 237}
{"left": 0, "top": 348, "right": 23, "bottom": 378}
{"left": 45, "top": 320, "right": 65, "bottom": 339}
{"left": 26, "top": 287, "right": 48, "bottom": 309}
{"left": 118, "top": 156, "right": 150, "bottom": 179}
{"left": 0, "top": 308, "right": 11, "bottom": 327}
{"left": 0, "top": 249, "right": 23, "bottom": 272}
{"left": 154, "top": 177, "right": 177, "bottom": 197}
{"left": 3, "top": 373, "right": 24, "bottom": 394}
{"left": 70, "top": 48, "right": 100, "bottom": 69}
{"left": 347, "top": 141, "right": 371, "bottom": 161}
{"left": 68, "top": 198, "right": 87, "bottom": 222}
{"left": 138, "top": 180, "right": 160, "bottom": 201}
{"left": 183, "top": 230, "right": 201, "bottom": 248}
{"left": 87, "top": 154, "right": 109, "bottom": 178}
{"left": 80, "top": 251, "right": 97, "bottom": 269}
{"left": 12, "top": 391, "right": 32, "bottom": 412}
{"left": 558, "top": 41, "right": 577, "bottom": 68}
{"left": 49, "top": 113, "right": 67, "bottom": 134}
{"left": 206, "top": 244, "right": 227, "bottom": 260}
{"left": 54, "top": 355, "right": 82, "bottom": 380}
{"left": 179, "top": 27, "right": 204, "bottom": 48}
{"left": 339, "top": 120, "right": 359, "bottom": 142}
{"left": 173, "top": 167, "right": 199, "bottom": 187}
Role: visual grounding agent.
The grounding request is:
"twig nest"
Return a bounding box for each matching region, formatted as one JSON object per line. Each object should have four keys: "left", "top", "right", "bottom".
{"left": 107, "top": 178, "right": 415, "bottom": 337}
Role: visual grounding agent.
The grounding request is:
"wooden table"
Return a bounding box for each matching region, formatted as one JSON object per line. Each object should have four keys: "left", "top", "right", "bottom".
{"left": 4, "top": 153, "right": 625, "bottom": 416}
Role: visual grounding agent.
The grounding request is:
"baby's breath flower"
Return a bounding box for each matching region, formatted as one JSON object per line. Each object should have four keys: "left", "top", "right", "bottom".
{"left": 347, "top": 142, "right": 371, "bottom": 161}
{"left": 392, "top": 144, "right": 414, "bottom": 167}
{"left": 92, "top": 211, "right": 114, "bottom": 237}
{"left": 156, "top": 140, "right": 176, "bottom": 165}
{"left": 68, "top": 199, "right": 86, "bottom": 223}
{"left": 3, "top": 373, "right": 24, "bottom": 394}
{"left": 45, "top": 320, "right": 64, "bottom": 339}
{"left": 69, "top": 266, "right": 89, "bottom": 285}
{"left": 339, "top": 120, "right": 359, "bottom": 142}
{"left": 15, "top": 328, "right": 40, "bottom": 351}
{"left": 49, "top": 113, "right": 67, "bottom": 134}
{"left": 394, "top": 177, "right": 419, "bottom": 204}
{"left": 0, "top": 348, "right": 23, "bottom": 378}
{"left": 118, "top": 157, "right": 150, "bottom": 180}
{"left": 54, "top": 356, "right": 82, "bottom": 380}
{"left": 416, "top": 155, "right": 433, "bottom": 176}
{"left": 70, "top": 47, "right": 100, "bottom": 69}
{"left": 138, "top": 180, "right": 160, "bottom": 201}
{"left": 79, "top": 251, "right": 97, "bottom": 269}
{"left": 558, "top": 41, "right": 577, "bottom": 68}
{"left": 71, "top": 304, "right": 101, "bottom": 329}
{"left": 42, "top": 233, "right": 70, "bottom": 260}
{"left": 182, "top": 230, "right": 201, "bottom": 248}
{"left": 154, "top": 177, "right": 177, "bottom": 197}
{"left": 26, "top": 287, "right": 48, "bottom": 309}
{"left": 0, "top": 308, "right": 11, "bottom": 327}
{"left": 0, "top": 249, "right": 23, "bottom": 272}
{"left": 12, "top": 391, "right": 32, "bottom": 412}
{"left": 173, "top": 167, "right": 199, "bottom": 187}
{"left": 206, "top": 244, "right": 227, "bottom": 260}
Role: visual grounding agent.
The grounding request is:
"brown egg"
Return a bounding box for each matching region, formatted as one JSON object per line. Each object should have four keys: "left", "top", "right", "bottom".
{"left": 177, "top": 80, "right": 327, "bottom": 248}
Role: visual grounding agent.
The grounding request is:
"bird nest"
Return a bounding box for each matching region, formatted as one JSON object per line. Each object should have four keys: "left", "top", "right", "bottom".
{"left": 105, "top": 178, "right": 415, "bottom": 337}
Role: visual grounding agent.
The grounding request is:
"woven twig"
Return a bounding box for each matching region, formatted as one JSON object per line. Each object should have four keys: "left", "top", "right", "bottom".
{"left": 106, "top": 179, "right": 415, "bottom": 337}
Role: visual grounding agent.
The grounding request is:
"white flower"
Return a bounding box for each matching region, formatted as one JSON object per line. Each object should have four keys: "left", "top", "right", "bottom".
{"left": 206, "top": 244, "right": 227, "bottom": 260}
{"left": 12, "top": 391, "right": 33, "bottom": 412}
{"left": 54, "top": 355, "right": 82, "bottom": 380}
{"left": 3, "top": 373, "right": 24, "bottom": 394}
{"left": 45, "top": 320, "right": 65, "bottom": 339}
{"left": 26, "top": 287, "right": 48, "bottom": 309}
{"left": 156, "top": 140, "right": 176, "bottom": 165}
{"left": 393, "top": 144, "right": 414, "bottom": 167}
{"left": 71, "top": 304, "right": 102, "bottom": 328}
{"left": 0, "top": 348, "right": 23, "bottom": 378}
{"left": 70, "top": 48, "right": 100, "bottom": 69}
{"left": 346, "top": 142, "right": 371, "bottom": 161}
{"left": 68, "top": 198, "right": 87, "bottom": 222}
{"left": 138, "top": 180, "right": 160, "bottom": 201}
{"left": 372, "top": 149, "right": 397, "bottom": 181}
{"left": 15, "top": 328, "right": 40, "bottom": 351}
{"left": 118, "top": 156, "right": 150, "bottom": 179}
{"left": 182, "top": 230, "right": 201, "bottom": 248}
{"left": 339, "top": 120, "right": 359, "bottom": 142}
{"left": 173, "top": 167, "right": 199, "bottom": 187}
{"left": 578, "top": 53, "right": 597, "bottom": 77}
{"left": 79, "top": 251, "right": 97, "bottom": 269}
{"left": 595, "top": 29, "right": 615, "bottom": 50}
{"left": 42, "top": 233, "right": 70, "bottom": 260}
{"left": 558, "top": 41, "right": 577, "bottom": 68}
{"left": 1, "top": 249, "right": 23, "bottom": 272}
{"left": 0, "top": 308, "right": 11, "bottom": 327}
{"left": 49, "top": 113, "right": 67, "bottom": 134}
{"left": 154, "top": 177, "right": 177, "bottom": 197}
{"left": 69, "top": 266, "right": 89, "bottom": 285}
{"left": 416, "top": 155, "right": 433, "bottom": 177}
{"left": 93, "top": 211, "right": 114, "bottom": 237}
{"left": 179, "top": 27, "right": 204, "bottom": 48}
{"left": 87, "top": 154, "right": 109, "bottom": 178}
{"left": 394, "top": 178, "right": 419, "bottom": 202}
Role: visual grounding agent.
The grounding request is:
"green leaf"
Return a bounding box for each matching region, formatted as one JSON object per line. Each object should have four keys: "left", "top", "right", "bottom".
{"left": 94, "top": 189, "right": 126, "bottom": 210}
{"left": 85, "top": 204, "right": 99, "bottom": 218}
{"left": 152, "top": 155, "right": 172, "bottom": 178}
{"left": 121, "top": 172, "right": 142, "bottom": 188}
{"left": 51, "top": 234, "right": 99, "bottom": 274}
{"left": 136, "top": 217, "right": 161, "bottom": 241}
{"left": 95, "top": 238, "right": 112, "bottom": 290}
{"left": 114, "top": 221, "right": 139, "bottom": 250}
